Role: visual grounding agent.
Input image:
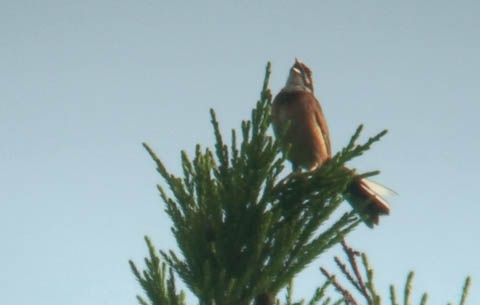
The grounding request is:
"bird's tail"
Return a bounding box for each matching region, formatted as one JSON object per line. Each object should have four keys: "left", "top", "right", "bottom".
{"left": 345, "top": 177, "right": 394, "bottom": 228}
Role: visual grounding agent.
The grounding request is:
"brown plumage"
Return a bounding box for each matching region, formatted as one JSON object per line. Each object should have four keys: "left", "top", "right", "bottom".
{"left": 272, "top": 59, "right": 391, "bottom": 227}
{"left": 272, "top": 89, "right": 331, "bottom": 171}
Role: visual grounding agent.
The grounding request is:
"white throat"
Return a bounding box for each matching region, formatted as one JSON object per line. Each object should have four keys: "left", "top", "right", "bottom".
{"left": 285, "top": 71, "right": 313, "bottom": 93}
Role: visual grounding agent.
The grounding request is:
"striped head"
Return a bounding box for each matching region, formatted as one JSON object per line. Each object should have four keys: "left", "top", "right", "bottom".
{"left": 285, "top": 58, "right": 314, "bottom": 93}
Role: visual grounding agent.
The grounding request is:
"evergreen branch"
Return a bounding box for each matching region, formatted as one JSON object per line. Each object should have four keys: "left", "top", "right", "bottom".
{"left": 334, "top": 256, "right": 359, "bottom": 292}
{"left": 341, "top": 240, "right": 371, "bottom": 303}
{"left": 231, "top": 129, "right": 239, "bottom": 166}
{"left": 389, "top": 285, "right": 399, "bottom": 305}
{"left": 362, "top": 254, "right": 381, "bottom": 305}
{"left": 210, "top": 109, "right": 229, "bottom": 172}
{"left": 403, "top": 272, "right": 414, "bottom": 305}
{"left": 333, "top": 127, "right": 388, "bottom": 165}
{"left": 262, "top": 62, "right": 272, "bottom": 100}
{"left": 137, "top": 296, "right": 151, "bottom": 305}
{"left": 320, "top": 297, "right": 331, "bottom": 305}
{"left": 143, "top": 142, "right": 168, "bottom": 179}
{"left": 308, "top": 280, "right": 332, "bottom": 305}
{"left": 419, "top": 294, "right": 427, "bottom": 305}
{"left": 345, "top": 125, "right": 363, "bottom": 155}
{"left": 355, "top": 170, "right": 381, "bottom": 180}
{"left": 318, "top": 242, "right": 470, "bottom": 305}
{"left": 325, "top": 240, "right": 378, "bottom": 305}
{"left": 129, "top": 237, "right": 185, "bottom": 305}
{"left": 320, "top": 267, "right": 359, "bottom": 305}
{"left": 459, "top": 277, "right": 471, "bottom": 305}
{"left": 276, "top": 213, "right": 359, "bottom": 293}
{"left": 286, "top": 280, "right": 294, "bottom": 305}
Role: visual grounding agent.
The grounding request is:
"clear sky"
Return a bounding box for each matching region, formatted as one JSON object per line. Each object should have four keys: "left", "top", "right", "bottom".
{"left": 1, "top": 1, "right": 479, "bottom": 304}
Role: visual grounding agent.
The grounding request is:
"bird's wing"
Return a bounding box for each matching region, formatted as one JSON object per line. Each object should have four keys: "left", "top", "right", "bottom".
{"left": 312, "top": 99, "right": 332, "bottom": 157}
{"left": 361, "top": 179, "right": 398, "bottom": 197}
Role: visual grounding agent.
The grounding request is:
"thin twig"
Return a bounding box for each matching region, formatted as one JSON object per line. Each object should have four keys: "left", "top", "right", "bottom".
{"left": 341, "top": 240, "right": 373, "bottom": 305}
{"left": 320, "top": 267, "right": 359, "bottom": 305}
{"left": 334, "top": 256, "right": 362, "bottom": 292}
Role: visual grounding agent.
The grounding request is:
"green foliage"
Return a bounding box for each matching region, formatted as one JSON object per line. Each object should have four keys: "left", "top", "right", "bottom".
{"left": 132, "top": 62, "right": 388, "bottom": 305}
{"left": 129, "top": 237, "right": 186, "bottom": 305}
{"left": 307, "top": 241, "right": 471, "bottom": 305}
{"left": 131, "top": 62, "right": 469, "bottom": 305}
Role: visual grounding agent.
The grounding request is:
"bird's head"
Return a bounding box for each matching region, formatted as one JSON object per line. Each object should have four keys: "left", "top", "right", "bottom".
{"left": 285, "top": 58, "right": 314, "bottom": 93}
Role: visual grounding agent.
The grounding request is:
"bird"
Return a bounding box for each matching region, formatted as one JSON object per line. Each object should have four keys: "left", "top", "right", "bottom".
{"left": 271, "top": 58, "right": 393, "bottom": 227}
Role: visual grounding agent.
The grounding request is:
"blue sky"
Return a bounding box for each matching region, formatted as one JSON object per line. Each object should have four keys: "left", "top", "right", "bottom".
{"left": 1, "top": 1, "right": 478, "bottom": 304}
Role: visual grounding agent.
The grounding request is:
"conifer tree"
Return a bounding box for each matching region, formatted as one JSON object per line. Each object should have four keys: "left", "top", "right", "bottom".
{"left": 130, "top": 63, "right": 470, "bottom": 305}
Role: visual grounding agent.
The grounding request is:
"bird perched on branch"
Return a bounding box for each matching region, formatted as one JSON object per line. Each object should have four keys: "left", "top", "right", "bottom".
{"left": 271, "top": 58, "right": 392, "bottom": 227}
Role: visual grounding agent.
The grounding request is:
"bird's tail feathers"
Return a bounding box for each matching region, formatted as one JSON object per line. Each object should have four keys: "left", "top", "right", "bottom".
{"left": 346, "top": 178, "right": 394, "bottom": 228}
